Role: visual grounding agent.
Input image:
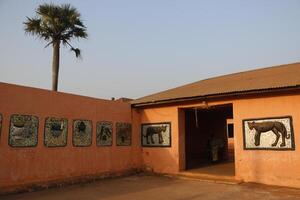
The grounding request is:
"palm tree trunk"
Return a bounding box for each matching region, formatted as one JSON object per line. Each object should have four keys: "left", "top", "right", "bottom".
{"left": 52, "top": 41, "right": 60, "bottom": 91}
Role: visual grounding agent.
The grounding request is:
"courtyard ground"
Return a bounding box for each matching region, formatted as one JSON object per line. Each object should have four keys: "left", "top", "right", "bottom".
{"left": 1, "top": 174, "right": 300, "bottom": 200}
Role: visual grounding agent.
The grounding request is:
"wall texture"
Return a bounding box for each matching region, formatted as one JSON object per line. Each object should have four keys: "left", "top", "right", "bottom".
{"left": 0, "top": 83, "right": 142, "bottom": 191}
{"left": 137, "top": 100, "right": 233, "bottom": 175}
{"left": 1, "top": 82, "right": 300, "bottom": 190}
{"left": 233, "top": 94, "right": 300, "bottom": 188}
{"left": 139, "top": 106, "right": 180, "bottom": 173}
{"left": 137, "top": 93, "right": 300, "bottom": 188}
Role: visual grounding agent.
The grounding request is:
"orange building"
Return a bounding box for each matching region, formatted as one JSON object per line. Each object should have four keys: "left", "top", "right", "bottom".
{"left": 1, "top": 62, "right": 300, "bottom": 193}
{"left": 132, "top": 62, "right": 300, "bottom": 188}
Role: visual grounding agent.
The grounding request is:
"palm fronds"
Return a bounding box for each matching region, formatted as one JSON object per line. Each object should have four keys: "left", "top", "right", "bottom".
{"left": 24, "top": 3, "right": 87, "bottom": 57}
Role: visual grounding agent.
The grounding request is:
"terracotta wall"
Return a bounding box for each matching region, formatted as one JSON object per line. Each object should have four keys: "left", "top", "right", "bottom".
{"left": 227, "top": 138, "right": 234, "bottom": 161}
{"left": 233, "top": 94, "right": 300, "bottom": 188}
{"left": 137, "top": 93, "right": 300, "bottom": 188}
{"left": 138, "top": 106, "right": 180, "bottom": 173}
{"left": 137, "top": 100, "right": 233, "bottom": 174}
{"left": 1, "top": 82, "right": 300, "bottom": 189}
{"left": 226, "top": 119, "right": 235, "bottom": 161}
{"left": 0, "top": 83, "right": 142, "bottom": 190}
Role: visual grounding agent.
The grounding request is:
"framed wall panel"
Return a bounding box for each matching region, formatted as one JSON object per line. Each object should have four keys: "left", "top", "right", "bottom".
{"left": 73, "top": 119, "right": 92, "bottom": 147}
{"left": 44, "top": 117, "right": 68, "bottom": 147}
{"left": 96, "top": 121, "right": 112, "bottom": 146}
{"left": 243, "top": 116, "right": 295, "bottom": 150}
{"left": 116, "top": 122, "right": 131, "bottom": 146}
{"left": 141, "top": 122, "right": 171, "bottom": 147}
{"left": 9, "top": 114, "right": 38, "bottom": 147}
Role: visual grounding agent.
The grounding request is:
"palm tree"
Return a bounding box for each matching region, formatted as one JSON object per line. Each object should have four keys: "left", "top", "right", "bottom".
{"left": 24, "top": 3, "right": 87, "bottom": 91}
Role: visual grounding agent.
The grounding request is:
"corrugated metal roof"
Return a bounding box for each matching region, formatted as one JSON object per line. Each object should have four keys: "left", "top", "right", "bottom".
{"left": 132, "top": 62, "right": 300, "bottom": 106}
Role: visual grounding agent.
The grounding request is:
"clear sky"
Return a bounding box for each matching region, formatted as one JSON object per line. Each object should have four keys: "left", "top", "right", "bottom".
{"left": 1, "top": 0, "right": 300, "bottom": 99}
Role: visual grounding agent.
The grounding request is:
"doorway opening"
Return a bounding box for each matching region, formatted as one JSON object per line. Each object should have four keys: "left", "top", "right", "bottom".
{"left": 184, "top": 104, "right": 234, "bottom": 177}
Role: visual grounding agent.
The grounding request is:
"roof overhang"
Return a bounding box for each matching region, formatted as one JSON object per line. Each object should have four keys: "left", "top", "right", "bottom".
{"left": 131, "top": 85, "right": 300, "bottom": 108}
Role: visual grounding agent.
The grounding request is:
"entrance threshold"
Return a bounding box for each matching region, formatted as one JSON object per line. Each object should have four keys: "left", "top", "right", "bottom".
{"left": 178, "top": 162, "right": 241, "bottom": 184}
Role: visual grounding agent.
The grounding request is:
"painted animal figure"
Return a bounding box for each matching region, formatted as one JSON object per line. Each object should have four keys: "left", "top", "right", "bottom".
{"left": 77, "top": 121, "right": 86, "bottom": 133}
{"left": 50, "top": 122, "right": 63, "bottom": 137}
{"left": 117, "top": 125, "right": 131, "bottom": 144}
{"left": 11, "top": 119, "right": 33, "bottom": 140}
{"left": 98, "top": 125, "right": 112, "bottom": 141}
{"left": 248, "top": 121, "right": 290, "bottom": 147}
{"left": 145, "top": 125, "right": 167, "bottom": 144}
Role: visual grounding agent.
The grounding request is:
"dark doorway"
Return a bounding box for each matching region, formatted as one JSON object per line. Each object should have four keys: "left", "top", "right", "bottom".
{"left": 185, "top": 104, "right": 234, "bottom": 170}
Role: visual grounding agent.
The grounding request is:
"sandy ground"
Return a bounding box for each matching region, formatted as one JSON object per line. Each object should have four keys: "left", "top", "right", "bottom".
{"left": 1, "top": 174, "right": 300, "bottom": 200}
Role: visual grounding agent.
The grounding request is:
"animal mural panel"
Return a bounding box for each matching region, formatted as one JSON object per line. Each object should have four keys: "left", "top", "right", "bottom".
{"left": 44, "top": 117, "right": 68, "bottom": 147}
{"left": 116, "top": 122, "right": 131, "bottom": 146}
{"left": 243, "top": 116, "right": 295, "bottom": 150}
{"left": 73, "top": 120, "right": 92, "bottom": 147}
{"left": 141, "top": 122, "right": 171, "bottom": 147}
{"left": 96, "top": 121, "right": 112, "bottom": 146}
{"left": 9, "top": 114, "right": 38, "bottom": 147}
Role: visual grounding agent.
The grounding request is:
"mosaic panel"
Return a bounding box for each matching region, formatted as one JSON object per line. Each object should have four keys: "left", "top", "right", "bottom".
{"left": 141, "top": 122, "right": 171, "bottom": 147}
{"left": 243, "top": 116, "right": 295, "bottom": 150}
{"left": 9, "top": 114, "right": 38, "bottom": 147}
{"left": 73, "top": 120, "right": 92, "bottom": 147}
{"left": 96, "top": 121, "right": 113, "bottom": 146}
{"left": 44, "top": 117, "right": 68, "bottom": 147}
{"left": 116, "top": 122, "right": 132, "bottom": 146}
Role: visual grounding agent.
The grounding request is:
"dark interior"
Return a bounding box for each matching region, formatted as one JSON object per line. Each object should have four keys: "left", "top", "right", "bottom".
{"left": 185, "top": 104, "right": 233, "bottom": 170}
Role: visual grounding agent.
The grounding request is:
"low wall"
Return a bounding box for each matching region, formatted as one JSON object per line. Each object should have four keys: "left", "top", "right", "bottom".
{"left": 0, "top": 83, "right": 142, "bottom": 193}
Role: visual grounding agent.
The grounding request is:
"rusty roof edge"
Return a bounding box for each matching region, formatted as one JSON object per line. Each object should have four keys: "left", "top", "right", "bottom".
{"left": 131, "top": 85, "right": 300, "bottom": 107}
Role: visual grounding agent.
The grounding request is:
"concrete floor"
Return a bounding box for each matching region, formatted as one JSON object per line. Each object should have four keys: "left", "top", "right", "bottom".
{"left": 186, "top": 162, "right": 235, "bottom": 176}
{"left": 1, "top": 174, "right": 300, "bottom": 200}
{"left": 180, "top": 162, "right": 237, "bottom": 183}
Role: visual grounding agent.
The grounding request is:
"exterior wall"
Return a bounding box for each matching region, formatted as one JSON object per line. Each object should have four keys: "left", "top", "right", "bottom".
{"left": 233, "top": 94, "right": 300, "bottom": 188}
{"left": 227, "top": 138, "right": 234, "bottom": 161}
{"left": 139, "top": 106, "right": 180, "bottom": 173}
{"left": 137, "top": 100, "right": 233, "bottom": 174}
{"left": 0, "top": 83, "right": 142, "bottom": 191}
{"left": 1, "top": 82, "right": 300, "bottom": 189}
{"left": 137, "top": 93, "right": 300, "bottom": 188}
{"left": 227, "top": 119, "right": 235, "bottom": 161}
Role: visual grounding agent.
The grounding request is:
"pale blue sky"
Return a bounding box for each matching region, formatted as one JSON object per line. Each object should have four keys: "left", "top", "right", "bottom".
{"left": 1, "top": 0, "right": 300, "bottom": 99}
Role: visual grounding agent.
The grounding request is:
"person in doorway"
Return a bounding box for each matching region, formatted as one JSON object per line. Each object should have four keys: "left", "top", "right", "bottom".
{"left": 208, "top": 134, "right": 224, "bottom": 163}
